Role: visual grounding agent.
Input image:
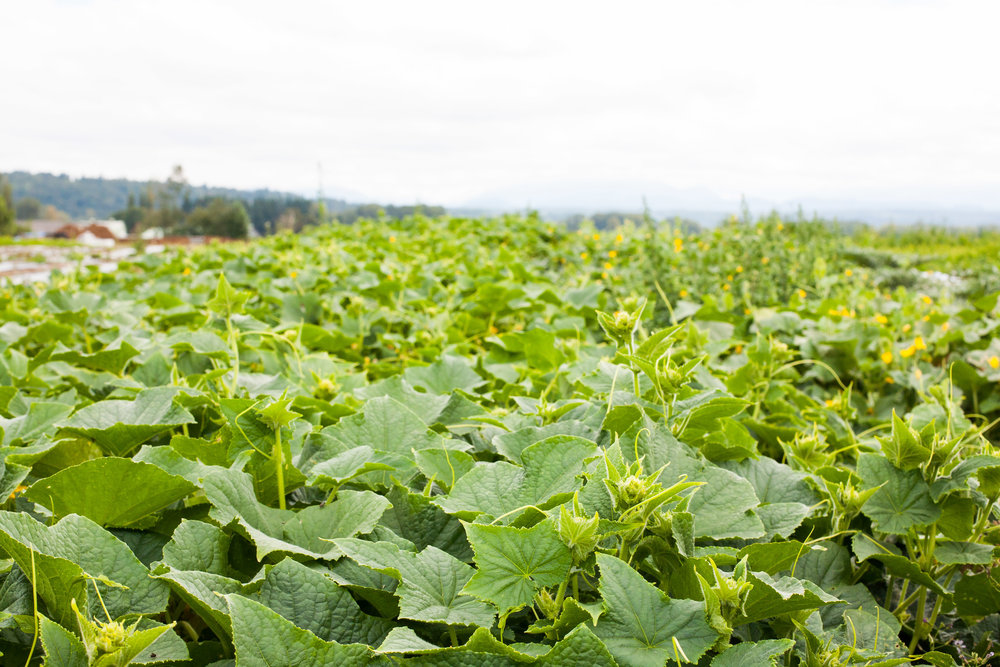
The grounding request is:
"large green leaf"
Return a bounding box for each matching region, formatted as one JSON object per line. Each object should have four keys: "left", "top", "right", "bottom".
{"left": 25, "top": 458, "right": 196, "bottom": 527}
{"left": 158, "top": 519, "right": 234, "bottom": 576}
{"left": 227, "top": 594, "right": 388, "bottom": 666}
{"left": 593, "top": 553, "right": 718, "bottom": 665}
{"left": 736, "top": 571, "right": 843, "bottom": 625}
{"left": 379, "top": 485, "right": 472, "bottom": 560}
{"left": 435, "top": 436, "right": 597, "bottom": 520}
{"left": 320, "top": 395, "right": 447, "bottom": 459}
{"left": 931, "top": 455, "right": 1000, "bottom": 501}
{"left": 858, "top": 454, "right": 941, "bottom": 534}
{"left": 50, "top": 340, "right": 140, "bottom": 374}
{"left": 462, "top": 520, "right": 572, "bottom": 617}
{"left": 59, "top": 387, "right": 195, "bottom": 456}
{"left": 203, "top": 469, "right": 389, "bottom": 560}
{"left": 0, "top": 401, "right": 74, "bottom": 446}
{"left": 722, "top": 457, "right": 817, "bottom": 505}
{"left": 166, "top": 329, "right": 232, "bottom": 360}
{"left": 685, "top": 467, "right": 765, "bottom": 540}
{"left": 376, "top": 626, "right": 442, "bottom": 654}
{"left": 492, "top": 421, "right": 597, "bottom": 464}
{"left": 335, "top": 538, "right": 496, "bottom": 627}
{"left": 252, "top": 558, "right": 393, "bottom": 646}
{"left": 536, "top": 624, "right": 619, "bottom": 666}
{"left": 414, "top": 447, "right": 476, "bottom": 491}
{"left": 499, "top": 328, "right": 565, "bottom": 373}
{"left": 0, "top": 511, "right": 169, "bottom": 626}
{"left": 152, "top": 567, "right": 254, "bottom": 642}
{"left": 38, "top": 614, "right": 89, "bottom": 666}
{"left": 954, "top": 572, "right": 1000, "bottom": 617}
{"left": 353, "top": 378, "right": 450, "bottom": 425}
{"left": 403, "top": 354, "right": 485, "bottom": 394}
{"left": 307, "top": 445, "right": 396, "bottom": 488}
{"left": 852, "top": 534, "right": 948, "bottom": 594}
{"left": 711, "top": 639, "right": 795, "bottom": 666}
{"left": 933, "top": 540, "right": 996, "bottom": 565}
{"left": 837, "top": 607, "right": 905, "bottom": 655}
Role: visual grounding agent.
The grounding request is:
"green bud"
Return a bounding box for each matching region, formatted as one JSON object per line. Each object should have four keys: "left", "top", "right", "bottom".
{"left": 558, "top": 504, "right": 600, "bottom": 564}
{"left": 534, "top": 588, "right": 560, "bottom": 619}
{"left": 96, "top": 620, "right": 128, "bottom": 654}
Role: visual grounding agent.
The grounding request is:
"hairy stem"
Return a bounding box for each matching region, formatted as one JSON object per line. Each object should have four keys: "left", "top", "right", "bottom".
{"left": 274, "top": 426, "right": 286, "bottom": 510}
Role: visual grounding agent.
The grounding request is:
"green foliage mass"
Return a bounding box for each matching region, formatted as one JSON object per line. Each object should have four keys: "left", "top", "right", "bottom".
{"left": 181, "top": 199, "right": 251, "bottom": 239}
{"left": 0, "top": 213, "right": 998, "bottom": 665}
{"left": 0, "top": 176, "right": 16, "bottom": 236}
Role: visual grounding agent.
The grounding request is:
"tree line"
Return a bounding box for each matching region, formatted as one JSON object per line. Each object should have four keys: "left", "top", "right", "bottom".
{"left": 2, "top": 168, "right": 447, "bottom": 239}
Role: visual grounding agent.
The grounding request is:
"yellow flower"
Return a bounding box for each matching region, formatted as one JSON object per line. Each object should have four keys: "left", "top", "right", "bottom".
{"left": 761, "top": 256, "right": 770, "bottom": 265}
{"left": 885, "top": 376, "right": 894, "bottom": 384}
{"left": 8, "top": 484, "right": 27, "bottom": 500}
{"left": 990, "top": 356, "right": 1000, "bottom": 369}
{"left": 881, "top": 351, "right": 893, "bottom": 364}
{"left": 913, "top": 336, "right": 926, "bottom": 351}
{"left": 734, "top": 344, "right": 743, "bottom": 354}
{"left": 921, "top": 295, "right": 932, "bottom": 305}
{"left": 744, "top": 308, "right": 751, "bottom": 315}
{"left": 601, "top": 271, "right": 608, "bottom": 279}
{"left": 182, "top": 267, "right": 191, "bottom": 276}
{"left": 845, "top": 269, "right": 853, "bottom": 277}
{"left": 722, "top": 283, "right": 731, "bottom": 291}
{"left": 941, "top": 322, "right": 949, "bottom": 332}
{"left": 608, "top": 250, "right": 618, "bottom": 258}
{"left": 603, "top": 262, "right": 613, "bottom": 270}
{"left": 874, "top": 314, "right": 888, "bottom": 325}
{"left": 290, "top": 271, "right": 298, "bottom": 279}
{"left": 921, "top": 315, "right": 929, "bottom": 322}
{"left": 776, "top": 222, "right": 784, "bottom": 231}
{"left": 389, "top": 236, "right": 396, "bottom": 243}
{"left": 900, "top": 345, "right": 916, "bottom": 358}
{"left": 580, "top": 252, "right": 589, "bottom": 260}
{"left": 797, "top": 289, "right": 807, "bottom": 299}
{"left": 727, "top": 274, "right": 734, "bottom": 281}
{"left": 615, "top": 233, "right": 624, "bottom": 244}
{"left": 903, "top": 323, "right": 911, "bottom": 333}
{"left": 679, "top": 289, "right": 689, "bottom": 298}
{"left": 825, "top": 399, "right": 835, "bottom": 407}
{"left": 673, "top": 238, "right": 683, "bottom": 253}
{"left": 736, "top": 265, "right": 744, "bottom": 273}
{"left": 592, "top": 233, "right": 600, "bottom": 241}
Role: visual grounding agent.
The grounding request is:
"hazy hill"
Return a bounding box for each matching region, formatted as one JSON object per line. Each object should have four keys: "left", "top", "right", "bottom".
{"left": 4, "top": 171, "right": 351, "bottom": 220}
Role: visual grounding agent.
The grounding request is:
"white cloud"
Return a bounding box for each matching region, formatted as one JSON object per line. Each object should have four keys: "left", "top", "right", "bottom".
{"left": 3, "top": 0, "right": 999, "bottom": 208}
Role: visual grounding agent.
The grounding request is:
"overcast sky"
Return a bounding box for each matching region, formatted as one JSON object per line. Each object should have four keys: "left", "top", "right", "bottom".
{"left": 3, "top": 0, "right": 999, "bottom": 209}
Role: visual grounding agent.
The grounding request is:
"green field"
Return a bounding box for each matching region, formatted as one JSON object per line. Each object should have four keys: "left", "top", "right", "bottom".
{"left": 0, "top": 214, "right": 998, "bottom": 666}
